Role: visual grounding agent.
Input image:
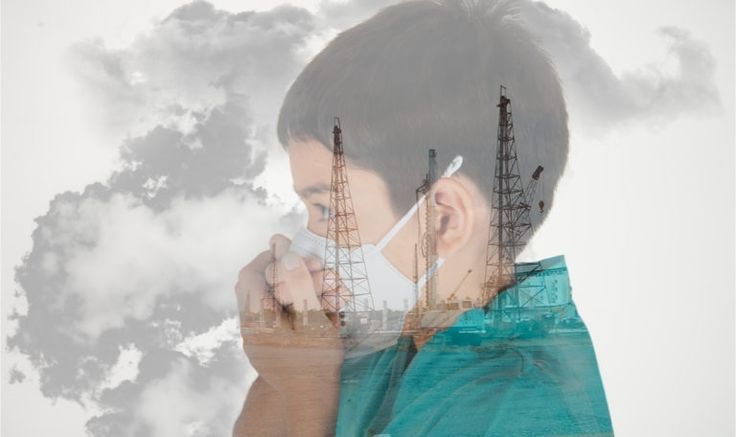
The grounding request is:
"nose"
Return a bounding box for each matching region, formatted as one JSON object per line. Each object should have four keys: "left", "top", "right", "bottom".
{"left": 289, "top": 227, "right": 328, "bottom": 259}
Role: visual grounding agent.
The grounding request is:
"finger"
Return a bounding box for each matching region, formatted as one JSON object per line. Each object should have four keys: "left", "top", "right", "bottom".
{"left": 238, "top": 250, "right": 272, "bottom": 283}
{"left": 277, "top": 251, "right": 322, "bottom": 311}
{"left": 267, "top": 255, "right": 321, "bottom": 286}
{"left": 317, "top": 268, "right": 343, "bottom": 315}
{"left": 269, "top": 234, "right": 292, "bottom": 260}
{"left": 310, "top": 270, "right": 324, "bottom": 303}
{"left": 263, "top": 262, "right": 283, "bottom": 287}
{"left": 310, "top": 267, "right": 347, "bottom": 311}
{"left": 304, "top": 256, "right": 323, "bottom": 273}
{"left": 235, "top": 250, "right": 272, "bottom": 313}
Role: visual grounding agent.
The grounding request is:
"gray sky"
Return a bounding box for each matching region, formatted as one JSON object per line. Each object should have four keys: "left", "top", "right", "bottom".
{"left": 2, "top": 0, "right": 734, "bottom": 435}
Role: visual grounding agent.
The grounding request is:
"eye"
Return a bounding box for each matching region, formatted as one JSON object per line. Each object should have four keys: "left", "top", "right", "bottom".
{"left": 312, "top": 203, "right": 331, "bottom": 221}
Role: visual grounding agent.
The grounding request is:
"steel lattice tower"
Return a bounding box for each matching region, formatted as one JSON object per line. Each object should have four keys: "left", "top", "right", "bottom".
{"left": 321, "top": 117, "right": 374, "bottom": 330}
{"left": 261, "top": 242, "right": 288, "bottom": 328}
{"left": 418, "top": 149, "right": 439, "bottom": 310}
{"left": 482, "top": 86, "right": 546, "bottom": 322}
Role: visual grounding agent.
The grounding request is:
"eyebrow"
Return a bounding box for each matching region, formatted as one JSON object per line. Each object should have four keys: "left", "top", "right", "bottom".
{"left": 294, "top": 183, "right": 330, "bottom": 198}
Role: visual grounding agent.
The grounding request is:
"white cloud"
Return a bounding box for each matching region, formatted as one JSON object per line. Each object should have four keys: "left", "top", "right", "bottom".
{"left": 132, "top": 358, "right": 247, "bottom": 437}
{"left": 7, "top": 4, "right": 314, "bottom": 434}
{"left": 517, "top": 1, "right": 720, "bottom": 134}
{"left": 52, "top": 189, "right": 280, "bottom": 341}
{"left": 174, "top": 317, "right": 239, "bottom": 366}
{"left": 65, "top": 1, "right": 318, "bottom": 142}
{"left": 99, "top": 344, "right": 143, "bottom": 391}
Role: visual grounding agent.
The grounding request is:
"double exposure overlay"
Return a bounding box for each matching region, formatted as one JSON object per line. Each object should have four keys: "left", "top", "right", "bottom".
{"left": 233, "top": 1, "right": 607, "bottom": 434}
{"left": 4, "top": 0, "right": 732, "bottom": 436}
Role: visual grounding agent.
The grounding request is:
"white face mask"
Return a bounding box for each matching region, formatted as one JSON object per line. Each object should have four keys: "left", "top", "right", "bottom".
{"left": 289, "top": 155, "right": 463, "bottom": 327}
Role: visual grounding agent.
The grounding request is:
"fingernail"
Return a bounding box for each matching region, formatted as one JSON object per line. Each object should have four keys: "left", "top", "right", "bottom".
{"left": 282, "top": 252, "right": 300, "bottom": 271}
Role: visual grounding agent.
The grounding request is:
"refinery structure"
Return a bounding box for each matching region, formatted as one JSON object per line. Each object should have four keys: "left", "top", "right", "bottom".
{"left": 242, "top": 86, "right": 586, "bottom": 342}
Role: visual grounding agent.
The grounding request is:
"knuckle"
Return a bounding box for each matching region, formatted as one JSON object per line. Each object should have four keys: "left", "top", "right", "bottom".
{"left": 271, "top": 233, "right": 291, "bottom": 244}
{"left": 237, "top": 250, "right": 271, "bottom": 281}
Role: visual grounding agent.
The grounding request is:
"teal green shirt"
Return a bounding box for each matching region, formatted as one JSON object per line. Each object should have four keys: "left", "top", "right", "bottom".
{"left": 336, "top": 256, "right": 613, "bottom": 436}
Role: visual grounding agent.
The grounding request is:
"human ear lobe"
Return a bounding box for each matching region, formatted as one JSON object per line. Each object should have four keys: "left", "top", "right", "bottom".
{"left": 432, "top": 178, "right": 474, "bottom": 258}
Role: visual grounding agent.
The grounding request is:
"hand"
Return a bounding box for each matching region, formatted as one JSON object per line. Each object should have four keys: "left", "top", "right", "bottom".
{"left": 234, "top": 233, "right": 343, "bottom": 391}
{"left": 235, "top": 234, "right": 344, "bottom": 436}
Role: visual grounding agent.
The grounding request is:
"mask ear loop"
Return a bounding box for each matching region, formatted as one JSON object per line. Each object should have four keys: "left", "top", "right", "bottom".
{"left": 413, "top": 155, "right": 462, "bottom": 287}
{"left": 376, "top": 155, "right": 464, "bottom": 251}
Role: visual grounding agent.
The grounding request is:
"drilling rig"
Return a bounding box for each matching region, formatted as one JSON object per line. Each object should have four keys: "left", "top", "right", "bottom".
{"left": 482, "top": 86, "right": 547, "bottom": 325}
{"left": 418, "top": 149, "right": 439, "bottom": 311}
{"left": 321, "top": 117, "right": 375, "bottom": 336}
{"left": 260, "top": 241, "right": 283, "bottom": 328}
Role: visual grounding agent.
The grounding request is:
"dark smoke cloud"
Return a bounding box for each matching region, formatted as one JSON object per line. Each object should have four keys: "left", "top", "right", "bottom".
{"left": 8, "top": 2, "right": 315, "bottom": 435}
{"left": 517, "top": 1, "right": 720, "bottom": 133}
{"left": 318, "top": 0, "right": 721, "bottom": 134}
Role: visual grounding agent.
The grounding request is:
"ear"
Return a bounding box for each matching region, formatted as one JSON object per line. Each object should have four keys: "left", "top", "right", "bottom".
{"left": 432, "top": 177, "right": 475, "bottom": 258}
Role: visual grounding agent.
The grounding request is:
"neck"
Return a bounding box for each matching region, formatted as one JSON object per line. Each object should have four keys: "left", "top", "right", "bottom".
{"left": 403, "top": 253, "right": 514, "bottom": 352}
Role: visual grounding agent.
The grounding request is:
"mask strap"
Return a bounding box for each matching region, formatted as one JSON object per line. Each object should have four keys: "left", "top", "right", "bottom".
{"left": 376, "top": 155, "right": 463, "bottom": 251}
{"left": 376, "top": 195, "right": 426, "bottom": 250}
{"left": 416, "top": 257, "right": 446, "bottom": 289}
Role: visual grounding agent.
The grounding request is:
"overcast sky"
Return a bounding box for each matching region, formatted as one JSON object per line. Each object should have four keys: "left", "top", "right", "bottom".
{"left": 2, "top": 0, "right": 734, "bottom": 436}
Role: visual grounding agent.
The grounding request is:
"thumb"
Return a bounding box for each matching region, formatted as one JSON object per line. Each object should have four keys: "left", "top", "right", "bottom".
{"left": 277, "top": 252, "right": 322, "bottom": 311}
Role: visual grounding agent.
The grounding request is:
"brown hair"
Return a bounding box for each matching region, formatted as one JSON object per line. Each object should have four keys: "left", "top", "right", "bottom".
{"left": 278, "top": 0, "right": 568, "bottom": 233}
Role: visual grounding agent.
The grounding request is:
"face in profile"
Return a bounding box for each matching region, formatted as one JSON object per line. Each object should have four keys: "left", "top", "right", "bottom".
{"left": 286, "top": 132, "right": 493, "bottom": 321}
{"left": 288, "top": 137, "right": 399, "bottom": 244}
{"left": 233, "top": 0, "right": 616, "bottom": 435}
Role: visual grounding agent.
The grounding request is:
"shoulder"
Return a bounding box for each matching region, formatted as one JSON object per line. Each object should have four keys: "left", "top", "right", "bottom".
{"left": 387, "top": 331, "right": 613, "bottom": 436}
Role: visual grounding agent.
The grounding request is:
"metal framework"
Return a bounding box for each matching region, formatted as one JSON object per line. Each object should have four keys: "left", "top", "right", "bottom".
{"left": 417, "top": 149, "right": 439, "bottom": 310}
{"left": 261, "top": 242, "right": 287, "bottom": 328}
{"left": 321, "top": 117, "right": 374, "bottom": 331}
{"left": 482, "top": 86, "right": 547, "bottom": 323}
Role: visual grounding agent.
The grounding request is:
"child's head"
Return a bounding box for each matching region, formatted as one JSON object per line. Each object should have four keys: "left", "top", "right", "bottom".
{"left": 278, "top": 0, "right": 569, "bottom": 299}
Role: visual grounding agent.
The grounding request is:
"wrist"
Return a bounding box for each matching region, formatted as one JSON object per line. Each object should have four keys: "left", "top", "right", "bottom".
{"left": 283, "top": 373, "right": 341, "bottom": 437}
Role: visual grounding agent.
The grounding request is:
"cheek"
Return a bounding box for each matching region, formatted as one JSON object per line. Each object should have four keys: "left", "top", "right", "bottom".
{"left": 304, "top": 208, "right": 327, "bottom": 236}
{"left": 350, "top": 185, "right": 398, "bottom": 243}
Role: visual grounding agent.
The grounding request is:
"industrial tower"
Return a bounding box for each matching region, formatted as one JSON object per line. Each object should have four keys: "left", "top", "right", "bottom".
{"left": 321, "top": 117, "right": 374, "bottom": 332}
{"left": 482, "top": 86, "right": 546, "bottom": 323}
{"left": 418, "top": 149, "right": 439, "bottom": 310}
{"left": 261, "top": 241, "right": 290, "bottom": 328}
{"left": 401, "top": 149, "right": 440, "bottom": 332}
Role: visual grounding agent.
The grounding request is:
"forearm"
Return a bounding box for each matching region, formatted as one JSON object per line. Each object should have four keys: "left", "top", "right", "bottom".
{"left": 233, "top": 376, "right": 287, "bottom": 437}
{"left": 283, "top": 370, "right": 341, "bottom": 437}
{"left": 233, "top": 371, "right": 341, "bottom": 437}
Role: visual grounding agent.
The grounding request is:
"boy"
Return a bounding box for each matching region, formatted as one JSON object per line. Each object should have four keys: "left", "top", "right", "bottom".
{"left": 234, "top": 0, "right": 612, "bottom": 435}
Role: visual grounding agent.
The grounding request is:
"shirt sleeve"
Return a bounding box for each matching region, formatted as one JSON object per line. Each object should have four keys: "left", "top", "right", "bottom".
{"left": 383, "top": 331, "right": 613, "bottom": 437}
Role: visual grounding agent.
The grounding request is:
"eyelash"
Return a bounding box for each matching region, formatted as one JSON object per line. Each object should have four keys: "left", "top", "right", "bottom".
{"left": 313, "top": 203, "right": 330, "bottom": 221}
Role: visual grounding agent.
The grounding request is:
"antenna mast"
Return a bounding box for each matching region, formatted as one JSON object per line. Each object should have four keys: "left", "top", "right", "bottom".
{"left": 321, "top": 117, "right": 375, "bottom": 333}
{"left": 482, "top": 86, "right": 546, "bottom": 322}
